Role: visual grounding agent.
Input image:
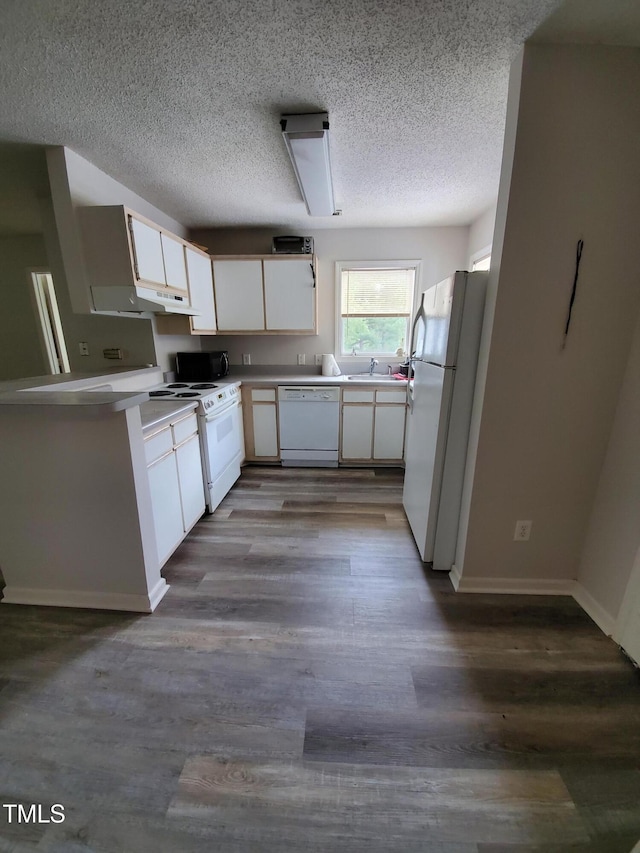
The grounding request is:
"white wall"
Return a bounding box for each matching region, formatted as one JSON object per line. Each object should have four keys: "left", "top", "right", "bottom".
{"left": 0, "top": 235, "right": 50, "bottom": 380}
{"left": 455, "top": 50, "right": 525, "bottom": 581}
{"left": 46, "top": 147, "right": 198, "bottom": 373}
{"left": 577, "top": 308, "right": 640, "bottom": 622}
{"left": 190, "top": 226, "right": 470, "bottom": 367}
{"left": 456, "top": 45, "right": 640, "bottom": 585}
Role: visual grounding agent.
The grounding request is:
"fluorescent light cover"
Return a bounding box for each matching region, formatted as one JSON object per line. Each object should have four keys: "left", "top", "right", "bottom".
{"left": 281, "top": 113, "right": 335, "bottom": 216}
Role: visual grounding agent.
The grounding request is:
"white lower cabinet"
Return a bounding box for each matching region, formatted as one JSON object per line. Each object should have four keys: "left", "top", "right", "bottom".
{"left": 341, "top": 405, "right": 374, "bottom": 460}
{"left": 243, "top": 388, "right": 280, "bottom": 461}
{"left": 175, "top": 433, "right": 206, "bottom": 531}
{"left": 145, "top": 413, "right": 205, "bottom": 566}
{"left": 147, "top": 450, "right": 184, "bottom": 566}
{"left": 373, "top": 405, "right": 406, "bottom": 460}
{"left": 253, "top": 405, "right": 279, "bottom": 457}
{"left": 341, "top": 388, "right": 406, "bottom": 463}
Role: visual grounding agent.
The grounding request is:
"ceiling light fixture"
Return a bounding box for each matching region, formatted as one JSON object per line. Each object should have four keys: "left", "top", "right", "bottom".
{"left": 280, "top": 112, "right": 336, "bottom": 216}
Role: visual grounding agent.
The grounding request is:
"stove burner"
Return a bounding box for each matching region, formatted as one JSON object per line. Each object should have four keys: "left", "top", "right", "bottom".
{"left": 167, "top": 383, "right": 189, "bottom": 388}
{"left": 175, "top": 392, "right": 201, "bottom": 398}
{"left": 191, "top": 383, "right": 218, "bottom": 390}
{"left": 149, "top": 390, "right": 174, "bottom": 397}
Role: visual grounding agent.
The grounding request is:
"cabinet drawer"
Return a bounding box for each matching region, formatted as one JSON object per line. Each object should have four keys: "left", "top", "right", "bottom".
{"left": 144, "top": 427, "right": 173, "bottom": 465}
{"left": 343, "top": 389, "right": 375, "bottom": 403}
{"left": 172, "top": 413, "right": 198, "bottom": 446}
{"left": 251, "top": 388, "right": 276, "bottom": 402}
{"left": 376, "top": 390, "right": 407, "bottom": 404}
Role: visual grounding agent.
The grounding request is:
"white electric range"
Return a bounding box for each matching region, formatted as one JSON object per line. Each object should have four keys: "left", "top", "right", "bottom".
{"left": 147, "top": 381, "right": 243, "bottom": 513}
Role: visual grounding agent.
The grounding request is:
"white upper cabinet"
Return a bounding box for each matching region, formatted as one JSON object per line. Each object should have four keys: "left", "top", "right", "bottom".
{"left": 263, "top": 259, "right": 315, "bottom": 331}
{"left": 185, "top": 247, "right": 217, "bottom": 333}
{"left": 79, "top": 206, "right": 192, "bottom": 300}
{"left": 160, "top": 233, "right": 188, "bottom": 291}
{"left": 213, "top": 260, "right": 265, "bottom": 331}
{"left": 129, "top": 217, "right": 166, "bottom": 286}
{"left": 210, "top": 255, "right": 317, "bottom": 335}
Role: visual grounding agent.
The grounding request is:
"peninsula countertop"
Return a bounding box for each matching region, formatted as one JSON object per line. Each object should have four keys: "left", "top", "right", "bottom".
{"left": 0, "top": 366, "right": 162, "bottom": 414}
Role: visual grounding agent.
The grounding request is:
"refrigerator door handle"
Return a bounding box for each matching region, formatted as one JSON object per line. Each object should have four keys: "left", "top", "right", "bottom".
{"left": 408, "top": 294, "right": 426, "bottom": 361}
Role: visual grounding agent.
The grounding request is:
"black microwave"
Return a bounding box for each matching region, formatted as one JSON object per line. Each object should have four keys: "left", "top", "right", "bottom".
{"left": 272, "top": 235, "right": 313, "bottom": 254}
{"left": 175, "top": 351, "right": 229, "bottom": 382}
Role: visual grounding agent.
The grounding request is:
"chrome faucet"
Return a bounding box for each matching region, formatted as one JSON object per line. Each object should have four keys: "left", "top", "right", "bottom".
{"left": 369, "top": 358, "right": 378, "bottom": 375}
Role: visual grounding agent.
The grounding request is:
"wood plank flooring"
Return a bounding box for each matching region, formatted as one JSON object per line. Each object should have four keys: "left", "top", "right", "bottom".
{"left": 1, "top": 466, "right": 639, "bottom": 852}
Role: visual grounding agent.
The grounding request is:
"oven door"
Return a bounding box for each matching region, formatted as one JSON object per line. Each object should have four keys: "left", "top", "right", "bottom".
{"left": 200, "top": 400, "right": 242, "bottom": 506}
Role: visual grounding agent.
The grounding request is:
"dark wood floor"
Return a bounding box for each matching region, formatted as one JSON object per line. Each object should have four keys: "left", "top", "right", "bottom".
{"left": 1, "top": 467, "right": 639, "bottom": 852}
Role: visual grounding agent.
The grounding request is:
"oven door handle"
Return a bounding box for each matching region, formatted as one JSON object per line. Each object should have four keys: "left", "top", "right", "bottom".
{"left": 203, "top": 398, "right": 239, "bottom": 422}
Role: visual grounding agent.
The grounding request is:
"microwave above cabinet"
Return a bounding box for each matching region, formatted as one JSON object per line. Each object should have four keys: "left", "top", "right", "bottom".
{"left": 272, "top": 235, "right": 313, "bottom": 255}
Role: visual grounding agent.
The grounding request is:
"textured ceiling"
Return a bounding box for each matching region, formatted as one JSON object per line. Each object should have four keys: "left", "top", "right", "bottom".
{"left": 0, "top": 0, "right": 615, "bottom": 232}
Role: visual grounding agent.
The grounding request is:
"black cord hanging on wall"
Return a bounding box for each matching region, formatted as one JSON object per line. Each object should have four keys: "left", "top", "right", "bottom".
{"left": 562, "top": 239, "right": 584, "bottom": 349}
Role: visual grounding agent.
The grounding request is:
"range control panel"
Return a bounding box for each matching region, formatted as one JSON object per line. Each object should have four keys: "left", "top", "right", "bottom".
{"left": 203, "top": 383, "right": 240, "bottom": 412}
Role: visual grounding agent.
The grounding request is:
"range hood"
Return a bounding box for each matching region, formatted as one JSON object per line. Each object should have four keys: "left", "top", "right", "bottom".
{"left": 91, "top": 286, "right": 201, "bottom": 316}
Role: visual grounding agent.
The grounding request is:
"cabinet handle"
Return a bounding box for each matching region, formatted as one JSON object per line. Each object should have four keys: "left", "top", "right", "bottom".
{"left": 147, "top": 448, "right": 175, "bottom": 468}
{"left": 310, "top": 263, "right": 316, "bottom": 288}
{"left": 173, "top": 432, "right": 198, "bottom": 450}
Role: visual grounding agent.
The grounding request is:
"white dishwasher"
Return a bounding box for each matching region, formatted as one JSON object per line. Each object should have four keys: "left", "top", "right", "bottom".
{"left": 278, "top": 386, "right": 340, "bottom": 467}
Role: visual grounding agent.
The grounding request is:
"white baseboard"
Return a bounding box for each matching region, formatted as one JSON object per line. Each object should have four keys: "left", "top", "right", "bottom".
{"left": 2, "top": 580, "right": 169, "bottom": 613}
{"left": 572, "top": 581, "right": 616, "bottom": 637}
{"left": 449, "top": 563, "right": 463, "bottom": 591}
{"left": 450, "top": 573, "right": 575, "bottom": 596}
{"left": 448, "top": 569, "right": 617, "bottom": 640}
{"left": 147, "top": 578, "right": 170, "bottom": 612}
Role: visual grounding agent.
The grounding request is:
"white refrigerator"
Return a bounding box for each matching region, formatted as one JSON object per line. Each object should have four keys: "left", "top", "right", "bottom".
{"left": 402, "top": 271, "right": 488, "bottom": 569}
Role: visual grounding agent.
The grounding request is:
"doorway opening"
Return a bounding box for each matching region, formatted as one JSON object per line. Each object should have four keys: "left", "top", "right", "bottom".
{"left": 29, "top": 271, "right": 70, "bottom": 374}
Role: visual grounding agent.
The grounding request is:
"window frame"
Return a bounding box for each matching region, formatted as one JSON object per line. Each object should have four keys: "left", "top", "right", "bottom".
{"left": 334, "top": 259, "right": 421, "bottom": 361}
{"left": 470, "top": 244, "right": 492, "bottom": 272}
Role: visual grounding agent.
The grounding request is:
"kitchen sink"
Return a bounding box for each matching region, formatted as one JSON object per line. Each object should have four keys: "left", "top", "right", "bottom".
{"left": 346, "top": 375, "right": 405, "bottom": 382}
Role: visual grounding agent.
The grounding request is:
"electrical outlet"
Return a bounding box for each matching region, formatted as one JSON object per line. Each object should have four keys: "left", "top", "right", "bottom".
{"left": 79, "top": 342, "right": 89, "bottom": 356}
{"left": 514, "top": 520, "right": 532, "bottom": 541}
{"left": 297, "top": 353, "right": 306, "bottom": 365}
{"left": 315, "top": 354, "right": 323, "bottom": 366}
{"left": 242, "top": 353, "right": 251, "bottom": 365}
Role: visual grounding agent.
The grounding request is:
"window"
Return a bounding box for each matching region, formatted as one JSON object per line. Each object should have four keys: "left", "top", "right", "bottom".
{"left": 471, "top": 253, "right": 491, "bottom": 271}
{"left": 336, "top": 261, "right": 418, "bottom": 358}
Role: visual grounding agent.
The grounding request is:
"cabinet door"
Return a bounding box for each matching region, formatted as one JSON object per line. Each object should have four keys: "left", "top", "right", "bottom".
{"left": 263, "top": 259, "right": 315, "bottom": 331}
{"left": 129, "top": 217, "right": 166, "bottom": 286}
{"left": 252, "top": 403, "right": 279, "bottom": 457}
{"left": 373, "top": 405, "right": 406, "bottom": 460}
{"left": 161, "top": 233, "right": 188, "bottom": 292}
{"left": 186, "top": 247, "right": 217, "bottom": 332}
{"left": 213, "top": 260, "right": 264, "bottom": 331}
{"left": 147, "top": 451, "right": 184, "bottom": 565}
{"left": 341, "top": 405, "right": 374, "bottom": 460}
{"left": 175, "top": 433, "right": 206, "bottom": 532}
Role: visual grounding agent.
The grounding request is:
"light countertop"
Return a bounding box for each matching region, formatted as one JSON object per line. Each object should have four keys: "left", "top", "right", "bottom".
{"left": 0, "top": 366, "right": 162, "bottom": 414}
{"left": 235, "top": 372, "right": 408, "bottom": 386}
{"left": 0, "top": 389, "right": 150, "bottom": 413}
{"left": 0, "top": 367, "right": 406, "bottom": 416}
{"left": 0, "top": 365, "right": 160, "bottom": 394}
